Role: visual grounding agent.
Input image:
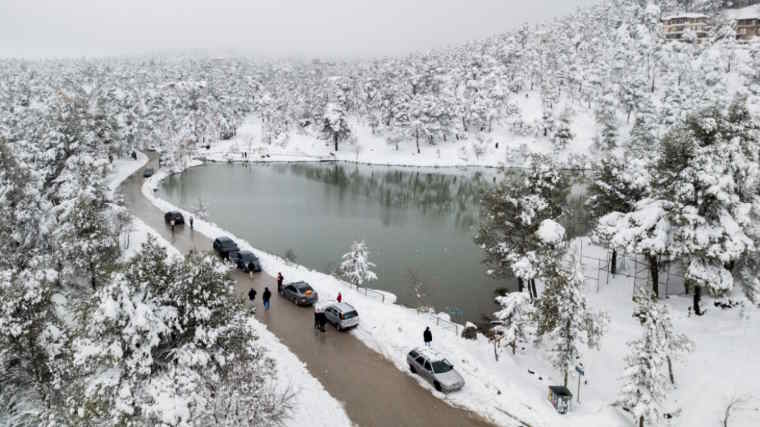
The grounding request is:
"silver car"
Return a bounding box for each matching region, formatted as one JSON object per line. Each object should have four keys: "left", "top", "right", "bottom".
{"left": 280, "top": 281, "right": 319, "bottom": 306}
{"left": 323, "top": 302, "right": 359, "bottom": 331}
{"left": 407, "top": 347, "right": 465, "bottom": 393}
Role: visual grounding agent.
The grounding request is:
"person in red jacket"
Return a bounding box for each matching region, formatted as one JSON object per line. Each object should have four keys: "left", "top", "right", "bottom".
{"left": 337, "top": 292, "right": 342, "bottom": 303}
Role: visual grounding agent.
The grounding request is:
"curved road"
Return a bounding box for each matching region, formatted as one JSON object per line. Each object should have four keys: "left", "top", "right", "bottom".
{"left": 120, "top": 155, "right": 495, "bottom": 427}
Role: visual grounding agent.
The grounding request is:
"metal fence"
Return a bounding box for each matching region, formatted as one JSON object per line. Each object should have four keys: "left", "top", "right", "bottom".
{"left": 574, "top": 237, "right": 686, "bottom": 298}
{"left": 416, "top": 309, "right": 463, "bottom": 336}
{"left": 343, "top": 283, "right": 392, "bottom": 304}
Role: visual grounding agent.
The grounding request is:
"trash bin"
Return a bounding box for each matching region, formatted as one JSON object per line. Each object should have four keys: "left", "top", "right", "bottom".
{"left": 548, "top": 385, "right": 573, "bottom": 414}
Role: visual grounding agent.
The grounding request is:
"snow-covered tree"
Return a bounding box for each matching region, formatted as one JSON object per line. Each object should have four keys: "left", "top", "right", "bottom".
{"left": 322, "top": 101, "right": 351, "bottom": 152}
{"left": 476, "top": 155, "right": 569, "bottom": 300}
{"left": 588, "top": 155, "right": 650, "bottom": 274}
{"left": 493, "top": 291, "right": 535, "bottom": 355}
{"left": 338, "top": 240, "right": 378, "bottom": 287}
{"left": 71, "top": 238, "right": 292, "bottom": 425}
{"left": 551, "top": 109, "right": 574, "bottom": 153}
{"left": 536, "top": 254, "right": 608, "bottom": 387}
{"left": 618, "top": 288, "right": 693, "bottom": 427}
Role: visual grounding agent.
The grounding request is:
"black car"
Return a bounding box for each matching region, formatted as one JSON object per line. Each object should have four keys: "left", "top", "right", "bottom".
{"left": 164, "top": 211, "right": 184, "bottom": 225}
{"left": 213, "top": 237, "right": 239, "bottom": 259}
{"left": 143, "top": 168, "right": 155, "bottom": 178}
{"left": 229, "top": 250, "right": 262, "bottom": 273}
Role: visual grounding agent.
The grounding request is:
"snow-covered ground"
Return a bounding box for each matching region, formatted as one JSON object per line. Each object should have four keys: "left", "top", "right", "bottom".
{"left": 106, "top": 156, "right": 352, "bottom": 427}
{"left": 140, "top": 152, "right": 760, "bottom": 427}
{"left": 196, "top": 92, "right": 599, "bottom": 169}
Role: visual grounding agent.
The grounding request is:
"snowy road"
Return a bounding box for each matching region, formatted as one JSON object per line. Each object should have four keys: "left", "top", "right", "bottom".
{"left": 119, "top": 153, "right": 495, "bottom": 427}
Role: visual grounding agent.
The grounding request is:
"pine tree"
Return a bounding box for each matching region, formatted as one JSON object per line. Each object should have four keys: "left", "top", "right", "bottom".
{"left": 322, "top": 101, "right": 351, "bottom": 152}
{"left": 588, "top": 155, "right": 650, "bottom": 274}
{"left": 618, "top": 288, "right": 693, "bottom": 427}
{"left": 537, "top": 254, "right": 608, "bottom": 387}
{"left": 493, "top": 291, "right": 535, "bottom": 355}
{"left": 618, "top": 289, "right": 671, "bottom": 427}
{"left": 338, "top": 240, "right": 378, "bottom": 288}
{"left": 476, "top": 155, "right": 569, "bottom": 300}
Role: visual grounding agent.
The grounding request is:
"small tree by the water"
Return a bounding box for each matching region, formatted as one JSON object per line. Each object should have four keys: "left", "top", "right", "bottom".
{"left": 338, "top": 241, "right": 378, "bottom": 288}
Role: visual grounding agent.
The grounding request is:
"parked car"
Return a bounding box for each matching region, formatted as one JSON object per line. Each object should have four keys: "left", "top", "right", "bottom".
{"left": 212, "top": 237, "right": 239, "bottom": 259}
{"left": 406, "top": 348, "right": 465, "bottom": 393}
{"left": 164, "top": 211, "right": 184, "bottom": 225}
{"left": 279, "top": 281, "right": 318, "bottom": 306}
{"left": 323, "top": 302, "right": 359, "bottom": 331}
{"left": 143, "top": 168, "right": 154, "bottom": 178}
{"left": 229, "top": 250, "right": 262, "bottom": 273}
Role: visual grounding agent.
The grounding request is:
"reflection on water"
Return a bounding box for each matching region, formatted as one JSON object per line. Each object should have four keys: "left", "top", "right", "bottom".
{"left": 159, "top": 161, "right": 588, "bottom": 324}
{"left": 285, "top": 163, "right": 491, "bottom": 231}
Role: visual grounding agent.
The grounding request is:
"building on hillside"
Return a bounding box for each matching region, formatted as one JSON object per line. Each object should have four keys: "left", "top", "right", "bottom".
{"left": 662, "top": 13, "right": 710, "bottom": 41}
{"left": 725, "top": 6, "right": 760, "bottom": 41}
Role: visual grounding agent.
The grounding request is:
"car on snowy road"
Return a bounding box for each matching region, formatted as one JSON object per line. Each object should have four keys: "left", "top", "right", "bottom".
{"left": 164, "top": 211, "right": 184, "bottom": 226}
{"left": 143, "top": 168, "right": 154, "bottom": 178}
{"left": 212, "top": 236, "right": 239, "bottom": 260}
{"left": 407, "top": 348, "right": 465, "bottom": 393}
{"left": 229, "top": 250, "right": 262, "bottom": 273}
{"left": 323, "top": 302, "right": 359, "bottom": 331}
{"left": 280, "top": 281, "right": 319, "bottom": 306}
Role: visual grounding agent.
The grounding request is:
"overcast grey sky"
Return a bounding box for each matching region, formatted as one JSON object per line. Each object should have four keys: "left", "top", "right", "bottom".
{"left": 0, "top": 0, "right": 598, "bottom": 59}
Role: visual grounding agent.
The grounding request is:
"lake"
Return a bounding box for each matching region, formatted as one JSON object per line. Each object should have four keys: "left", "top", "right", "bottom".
{"left": 158, "top": 161, "right": 579, "bottom": 324}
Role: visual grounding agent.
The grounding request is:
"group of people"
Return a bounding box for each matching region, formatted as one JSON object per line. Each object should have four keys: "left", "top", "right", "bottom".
{"left": 248, "top": 272, "right": 281, "bottom": 311}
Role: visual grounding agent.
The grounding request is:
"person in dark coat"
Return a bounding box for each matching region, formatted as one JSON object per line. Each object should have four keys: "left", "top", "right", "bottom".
{"left": 319, "top": 311, "right": 327, "bottom": 331}
{"left": 423, "top": 327, "right": 432, "bottom": 347}
{"left": 277, "top": 273, "right": 284, "bottom": 294}
{"left": 248, "top": 288, "right": 257, "bottom": 302}
{"left": 263, "top": 287, "right": 272, "bottom": 311}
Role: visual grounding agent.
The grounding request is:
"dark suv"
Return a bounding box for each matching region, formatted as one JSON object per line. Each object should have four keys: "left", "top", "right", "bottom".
{"left": 229, "top": 250, "right": 262, "bottom": 273}
{"left": 164, "top": 211, "right": 184, "bottom": 225}
{"left": 213, "top": 237, "right": 239, "bottom": 259}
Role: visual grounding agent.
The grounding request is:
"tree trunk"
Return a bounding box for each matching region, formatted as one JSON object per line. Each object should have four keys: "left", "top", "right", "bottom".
{"left": 693, "top": 285, "right": 702, "bottom": 316}
{"left": 416, "top": 129, "right": 421, "bottom": 154}
{"left": 667, "top": 355, "right": 675, "bottom": 385}
{"left": 511, "top": 339, "right": 516, "bottom": 355}
{"left": 530, "top": 279, "right": 538, "bottom": 301}
{"left": 90, "top": 261, "right": 96, "bottom": 290}
{"left": 517, "top": 277, "right": 525, "bottom": 293}
{"left": 334, "top": 133, "right": 338, "bottom": 152}
{"left": 639, "top": 415, "right": 644, "bottom": 427}
{"left": 610, "top": 249, "right": 617, "bottom": 275}
{"left": 648, "top": 254, "right": 659, "bottom": 299}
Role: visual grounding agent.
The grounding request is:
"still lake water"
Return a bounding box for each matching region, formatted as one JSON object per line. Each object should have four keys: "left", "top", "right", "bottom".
{"left": 158, "top": 162, "right": 515, "bottom": 323}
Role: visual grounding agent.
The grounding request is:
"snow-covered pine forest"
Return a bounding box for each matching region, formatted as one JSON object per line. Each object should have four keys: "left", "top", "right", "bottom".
{"left": 3, "top": 0, "right": 760, "bottom": 426}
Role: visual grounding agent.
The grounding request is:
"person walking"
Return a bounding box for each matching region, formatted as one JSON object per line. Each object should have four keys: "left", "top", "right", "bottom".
{"left": 423, "top": 326, "right": 432, "bottom": 347}
{"left": 248, "top": 287, "right": 257, "bottom": 302}
{"left": 337, "top": 292, "right": 342, "bottom": 303}
{"left": 170, "top": 219, "right": 176, "bottom": 234}
{"left": 277, "top": 272, "right": 284, "bottom": 294}
{"left": 263, "top": 287, "right": 272, "bottom": 311}
{"left": 189, "top": 216, "right": 194, "bottom": 230}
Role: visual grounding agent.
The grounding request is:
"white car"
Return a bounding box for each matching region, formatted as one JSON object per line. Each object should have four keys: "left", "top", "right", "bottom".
{"left": 407, "top": 347, "right": 465, "bottom": 392}
{"left": 323, "top": 302, "right": 359, "bottom": 331}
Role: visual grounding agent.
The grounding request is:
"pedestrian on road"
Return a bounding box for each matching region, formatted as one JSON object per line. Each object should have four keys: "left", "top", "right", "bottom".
{"left": 189, "top": 216, "right": 194, "bottom": 230}
{"left": 424, "top": 326, "right": 432, "bottom": 347}
{"left": 248, "top": 288, "right": 257, "bottom": 302}
{"left": 170, "top": 219, "right": 175, "bottom": 234}
{"left": 337, "top": 292, "right": 342, "bottom": 303}
{"left": 263, "top": 287, "right": 272, "bottom": 311}
{"left": 277, "top": 272, "right": 284, "bottom": 294}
